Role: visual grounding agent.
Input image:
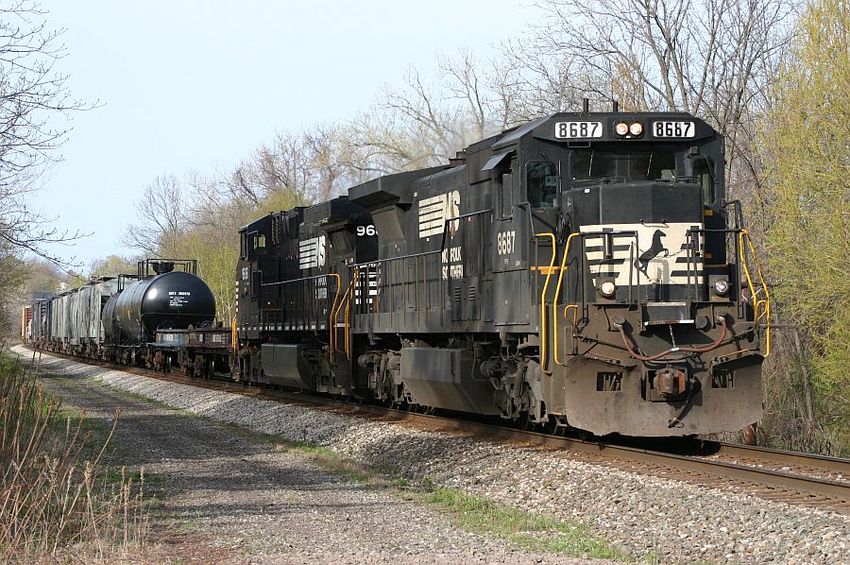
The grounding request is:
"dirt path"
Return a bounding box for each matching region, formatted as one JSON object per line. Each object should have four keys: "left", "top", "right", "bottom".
{"left": 29, "top": 355, "right": 605, "bottom": 564}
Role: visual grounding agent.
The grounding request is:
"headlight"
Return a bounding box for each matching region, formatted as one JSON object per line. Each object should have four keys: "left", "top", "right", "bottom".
{"left": 629, "top": 122, "right": 643, "bottom": 136}
{"left": 712, "top": 279, "right": 729, "bottom": 296}
{"left": 614, "top": 122, "right": 629, "bottom": 136}
{"left": 600, "top": 280, "right": 616, "bottom": 298}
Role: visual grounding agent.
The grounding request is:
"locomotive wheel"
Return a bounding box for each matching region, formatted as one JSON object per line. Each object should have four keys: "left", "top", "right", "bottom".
{"left": 541, "top": 415, "right": 558, "bottom": 435}
{"left": 517, "top": 411, "right": 535, "bottom": 431}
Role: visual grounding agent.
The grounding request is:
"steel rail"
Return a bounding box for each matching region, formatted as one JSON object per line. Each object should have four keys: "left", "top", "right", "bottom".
{"left": 331, "top": 405, "right": 850, "bottom": 503}
{"left": 710, "top": 441, "right": 850, "bottom": 475}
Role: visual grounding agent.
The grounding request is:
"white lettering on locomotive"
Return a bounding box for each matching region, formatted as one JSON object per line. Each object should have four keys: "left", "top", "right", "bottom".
{"left": 441, "top": 245, "right": 464, "bottom": 279}
{"left": 418, "top": 190, "right": 460, "bottom": 239}
{"left": 299, "top": 235, "right": 326, "bottom": 270}
{"left": 497, "top": 230, "right": 516, "bottom": 255}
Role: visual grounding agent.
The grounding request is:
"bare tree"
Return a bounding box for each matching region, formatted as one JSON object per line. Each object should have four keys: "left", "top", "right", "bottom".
{"left": 123, "top": 174, "right": 186, "bottom": 256}
{"left": 533, "top": 0, "right": 796, "bottom": 190}
{"left": 495, "top": 37, "right": 592, "bottom": 124}
{"left": 348, "top": 56, "right": 511, "bottom": 176}
{"left": 0, "top": 1, "right": 91, "bottom": 264}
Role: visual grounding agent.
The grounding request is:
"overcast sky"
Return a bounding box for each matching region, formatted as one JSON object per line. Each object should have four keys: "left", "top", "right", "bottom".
{"left": 34, "top": 1, "right": 540, "bottom": 267}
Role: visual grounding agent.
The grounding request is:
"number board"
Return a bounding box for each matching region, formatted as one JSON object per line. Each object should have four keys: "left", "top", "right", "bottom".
{"left": 652, "top": 121, "right": 695, "bottom": 138}
{"left": 554, "top": 121, "right": 603, "bottom": 139}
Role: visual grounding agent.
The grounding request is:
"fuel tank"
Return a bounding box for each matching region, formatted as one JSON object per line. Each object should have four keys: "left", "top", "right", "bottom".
{"left": 102, "top": 271, "right": 216, "bottom": 345}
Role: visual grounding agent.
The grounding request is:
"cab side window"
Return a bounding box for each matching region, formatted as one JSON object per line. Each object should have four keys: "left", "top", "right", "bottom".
{"left": 526, "top": 161, "right": 558, "bottom": 208}
{"left": 500, "top": 172, "right": 513, "bottom": 219}
{"left": 240, "top": 233, "right": 248, "bottom": 260}
{"left": 253, "top": 233, "right": 267, "bottom": 255}
{"left": 693, "top": 157, "right": 715, "bottom": 204}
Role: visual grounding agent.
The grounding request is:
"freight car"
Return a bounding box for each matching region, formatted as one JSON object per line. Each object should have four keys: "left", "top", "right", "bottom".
{"left": 235, "top": 103, "right": 770, "bottom": 437}
{"left": 32, "top": 259, "right": 217, "bottom": 368}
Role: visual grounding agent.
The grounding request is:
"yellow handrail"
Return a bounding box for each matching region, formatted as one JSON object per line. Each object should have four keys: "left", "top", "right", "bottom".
{"left": 326, "top": 273, "right": 341, "bottom": 365}
{"left": 332, "top": 273, "right": 356, "bottom": 353}
{"left": 563, "top": 304, "right": 579, "bottom": 327}
{"left": 738, "top": 229, "right": 772, "bottom": 356}
{"left": 552, "top": 232, "right": 580, "bottom": 366}
{"left": 344, "top": 267, "right": 359, "bottom": 360}
{"left": 331, "top": 278, "right": 348, "bottom": 353}
{"left": 534, "top": 233, "right": 557, "bottom": 375}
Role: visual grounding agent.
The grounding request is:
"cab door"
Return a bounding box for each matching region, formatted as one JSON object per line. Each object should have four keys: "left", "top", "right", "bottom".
{"left": 490, "top": 156, "right": 530, "bottom": 326}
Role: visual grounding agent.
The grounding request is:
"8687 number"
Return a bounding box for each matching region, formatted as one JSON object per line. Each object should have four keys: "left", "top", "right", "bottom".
{"left": 554, "top": 121, "right": 603, "bottom": 139}
{"left": 652, "top": 121, "right": 695, "bottom": 138}
{"left": 497, "top": 230, "right": 516, "bottom": 255}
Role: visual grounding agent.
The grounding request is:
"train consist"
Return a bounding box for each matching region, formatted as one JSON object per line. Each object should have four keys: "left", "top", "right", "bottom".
{"left": 25, "top": 105, "right": 771, "bottom": 437}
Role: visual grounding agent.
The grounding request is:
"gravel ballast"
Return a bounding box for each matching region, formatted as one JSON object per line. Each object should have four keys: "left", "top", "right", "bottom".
{"left": 14, "top": 346, "right": 850, "bottom": 564}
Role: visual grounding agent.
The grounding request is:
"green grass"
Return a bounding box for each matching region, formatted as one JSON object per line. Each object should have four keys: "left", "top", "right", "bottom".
{"left": 424, "top": 486, "right": 630, "bottom": 560}
{"left": 284, "top": 441, "right": 375, "bottom": 483}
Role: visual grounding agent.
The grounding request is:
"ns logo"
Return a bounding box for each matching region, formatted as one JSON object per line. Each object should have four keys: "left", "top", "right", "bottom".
{"left": 635, "top": 229, "right": 669, "bottom": 278}
{"left": 418, "top": 190, "right": 461, "bottom": 239}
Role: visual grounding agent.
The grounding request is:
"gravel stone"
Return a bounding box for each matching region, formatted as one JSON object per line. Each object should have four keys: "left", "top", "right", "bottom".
{"left": 15, "top": 346, "right": 850, "bottom": 564}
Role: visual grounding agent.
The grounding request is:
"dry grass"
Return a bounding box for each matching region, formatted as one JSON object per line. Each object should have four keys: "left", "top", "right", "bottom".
{"left": 0, "top": 351, "right": 148, "bottom": 561}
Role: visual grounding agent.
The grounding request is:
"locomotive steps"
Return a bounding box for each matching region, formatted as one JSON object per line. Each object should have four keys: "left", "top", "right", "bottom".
{"left": 13, "top": 346, "right": 850, "bottom": 563}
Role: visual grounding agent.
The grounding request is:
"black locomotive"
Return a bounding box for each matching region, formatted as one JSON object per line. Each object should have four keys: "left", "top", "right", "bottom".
{"left": 235, "top": 104, "right": 770, "bottom": 437}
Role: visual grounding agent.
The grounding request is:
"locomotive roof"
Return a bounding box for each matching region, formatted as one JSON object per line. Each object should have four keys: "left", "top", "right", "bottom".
{"left": 244, "top": 110, "right": 719, "bottom": 226}
{"left": 303, "top": 196, "right": 370, "bottom": 226}
{"left": 491, "top": 116, "right": 549, "bottom": 150}
{"left": 490, "top": 110, "right": 715, "bottom": 151}
{"left": 238, "top": 207, "right": 305, "bottom": 233}
{"left": 348, "top": 166, "right": 448, "bottom": 208}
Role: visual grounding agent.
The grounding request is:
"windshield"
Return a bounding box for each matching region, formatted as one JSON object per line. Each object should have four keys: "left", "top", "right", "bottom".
{"left": 571, "top": 149, "right": 676, "bottom": 185}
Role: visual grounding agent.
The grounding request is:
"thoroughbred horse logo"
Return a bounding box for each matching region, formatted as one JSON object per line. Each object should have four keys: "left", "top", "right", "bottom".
{"left": 635, "top": 229, "right": 669, "bottom": 278}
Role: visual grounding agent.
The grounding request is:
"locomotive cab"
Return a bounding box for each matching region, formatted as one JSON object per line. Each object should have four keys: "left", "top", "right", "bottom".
{"left": 499, "top": 110, "right": 767, "bottom": 436}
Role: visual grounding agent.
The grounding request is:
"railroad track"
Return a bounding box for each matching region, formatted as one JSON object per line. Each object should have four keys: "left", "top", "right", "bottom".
{"left": 21, "top": 346, "right": 850, "bottom": 513}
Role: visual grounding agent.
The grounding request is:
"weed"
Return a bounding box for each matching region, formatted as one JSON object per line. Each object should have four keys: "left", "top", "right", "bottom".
{"left": 0, "top": 352, "right": 148, "bottom": 560}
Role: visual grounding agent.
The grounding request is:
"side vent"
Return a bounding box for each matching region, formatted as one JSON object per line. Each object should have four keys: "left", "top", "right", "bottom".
{"left": 597, "top": 371, "right": 623, "bottom": 391}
